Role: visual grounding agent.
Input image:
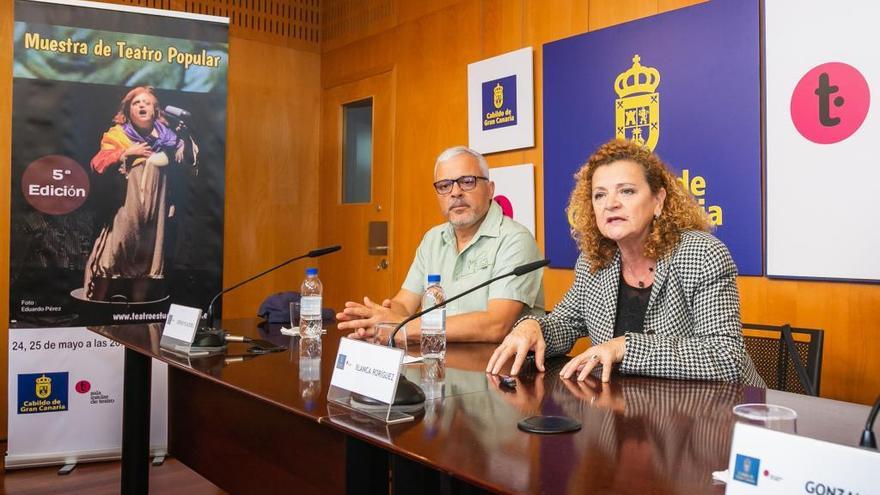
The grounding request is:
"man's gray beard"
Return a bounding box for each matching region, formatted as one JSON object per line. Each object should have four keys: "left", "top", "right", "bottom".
{"left": 450, "top": 220, "right": 474, "bottom": 229}
{"left": 448, "top": 209, "right": 487, "bottom": 229}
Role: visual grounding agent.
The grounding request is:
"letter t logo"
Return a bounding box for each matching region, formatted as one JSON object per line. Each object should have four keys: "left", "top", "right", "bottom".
{"left": 814, "top": 72, "right": 843, "bottom": 126}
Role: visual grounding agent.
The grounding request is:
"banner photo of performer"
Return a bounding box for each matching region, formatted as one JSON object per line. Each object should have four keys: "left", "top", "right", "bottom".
{"left": 7, "top": 0, "right": 227, "bottom": 468}
{"left": 10, "top": 0, "right": 227, "bottom": 325}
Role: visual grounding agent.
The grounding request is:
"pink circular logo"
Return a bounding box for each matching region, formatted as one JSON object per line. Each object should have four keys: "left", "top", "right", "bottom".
{"left": 75, "top": 380, "right": 91, "bottom": 394}
{"left": 494, "top": 195, "right": 514, "bottom": 218}
{"left": 791, "top": 62, "right": 870, "bottom": 144}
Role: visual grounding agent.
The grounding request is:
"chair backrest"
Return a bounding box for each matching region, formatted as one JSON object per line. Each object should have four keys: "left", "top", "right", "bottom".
{"left": 742, "top": 323, "right": 824, "bottom": 396}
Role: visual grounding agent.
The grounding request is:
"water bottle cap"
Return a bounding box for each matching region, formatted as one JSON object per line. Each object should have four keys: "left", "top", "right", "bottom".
{"left": 427, "top": 274, "right": 441, "bottom": 283}
{"left": 306, "top": 268, "right": 318, "bottom": 276}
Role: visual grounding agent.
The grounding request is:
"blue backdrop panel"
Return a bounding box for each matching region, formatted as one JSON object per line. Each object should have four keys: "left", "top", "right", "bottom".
{"left": 543, "top": 0, "right": 761, "bottom": 275}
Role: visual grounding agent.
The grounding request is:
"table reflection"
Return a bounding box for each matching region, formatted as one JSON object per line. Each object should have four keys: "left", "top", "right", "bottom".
{"left": 300, "top": 336, "right": 322, "bottom": 411}
{"left": 478, "top": 357, "right": 742, "bottom": 494}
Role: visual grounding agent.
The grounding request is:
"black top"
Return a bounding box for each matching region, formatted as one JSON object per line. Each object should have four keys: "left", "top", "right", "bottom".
{"left": 613, "top": 272, "right": 652, "bottom": 338}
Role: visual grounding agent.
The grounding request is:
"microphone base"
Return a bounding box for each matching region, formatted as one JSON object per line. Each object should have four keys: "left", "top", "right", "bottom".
{"left": 860, "top": 430, "right": 877, "bottom": 450}
{"left": 517, "top": 415, "right": 582, "bottom": 434}
{"left": 351, "top": 376, "right": 426, "bottom": 408}
{"left": 393, "top": 376, "right": 427, "bottom": 405}
{"left": 191, "top": 327, "right": 227, "bottom": 351}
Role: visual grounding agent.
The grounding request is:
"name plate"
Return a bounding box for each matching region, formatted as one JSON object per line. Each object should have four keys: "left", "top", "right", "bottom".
{"left": 330, "top": 338, "right": 404, "bottom": 405}
{"left": 726, "top": 423, "right": 879, "bottom": 494}
{"left": 162, "top": 304, "right": 203, "bottom": 343}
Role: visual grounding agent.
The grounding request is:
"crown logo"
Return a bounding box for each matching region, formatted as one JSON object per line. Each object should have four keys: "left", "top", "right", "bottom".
{"left": 614, "top": 55, "right": 660, "bottom": 98}
{"left": 35, "top": 374, "right": 52, "bottom": 399}
{"left": 493, "top": 83, "right": 504, "bottom": 109}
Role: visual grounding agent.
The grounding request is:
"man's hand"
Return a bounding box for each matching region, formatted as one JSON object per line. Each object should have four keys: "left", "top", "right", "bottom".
{"left": 336, "top": 296, "right": 402, "bottom": 332}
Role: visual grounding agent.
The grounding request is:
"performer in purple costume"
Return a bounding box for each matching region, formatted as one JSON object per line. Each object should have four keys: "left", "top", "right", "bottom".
{"left": 84, "top": 86, "right": 197, "bottom": 302}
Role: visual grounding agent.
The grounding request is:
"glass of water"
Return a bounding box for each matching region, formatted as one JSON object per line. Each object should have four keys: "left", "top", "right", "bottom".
{"left": 289, "top": 301, "right": 300, "bottom": 331}
{"left": 372, "top": 322, "right": 406, "bottom": 353}
{"left": 733, "top": 403, "right": 798, "bottom": 434}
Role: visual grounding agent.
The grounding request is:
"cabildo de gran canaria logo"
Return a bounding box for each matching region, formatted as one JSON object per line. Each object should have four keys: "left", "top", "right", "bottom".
{"left": 482, "top": 74, "right": 517, "bottom": 131}
{"left": 18, "top": 372, "right": 69, "bottom": 414}
{"left": 615, "top": 55, "right": 660, "bottom": 150}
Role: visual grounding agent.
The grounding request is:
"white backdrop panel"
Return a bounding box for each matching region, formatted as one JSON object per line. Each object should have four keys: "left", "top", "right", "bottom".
{"left": 766, "top": 0, "right": 880, "bottom": 280}
{"left": 488, "top": 163, "right": 536, "bottom": 237}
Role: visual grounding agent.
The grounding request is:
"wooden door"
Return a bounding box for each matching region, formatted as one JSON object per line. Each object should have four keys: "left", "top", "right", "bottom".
{"left": 319, "top": 71, "right": 394, "bottom": 314}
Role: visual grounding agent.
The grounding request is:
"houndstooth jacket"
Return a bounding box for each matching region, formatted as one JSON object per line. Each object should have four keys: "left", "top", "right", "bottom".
{"left": 535, "top": 230, "right": 765, "bottom": 387}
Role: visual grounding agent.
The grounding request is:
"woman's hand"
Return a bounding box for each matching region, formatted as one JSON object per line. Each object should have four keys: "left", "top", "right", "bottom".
{"left": 121, "top": 142, "right": 150, "bottom": 162}
{"left": 486, "top": 318, "right": 546, "bottom": 375}
{"left": 559, "top": 336, "right": 626, "bottom": 383}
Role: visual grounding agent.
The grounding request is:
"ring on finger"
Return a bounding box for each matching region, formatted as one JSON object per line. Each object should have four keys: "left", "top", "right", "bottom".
{"left": 588, "top": 354, "right": 599, "bottom": 361}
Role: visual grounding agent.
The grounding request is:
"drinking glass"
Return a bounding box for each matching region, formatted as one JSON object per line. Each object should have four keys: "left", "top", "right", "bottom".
{"left": 289, "top": 301, "right": 300, "bottom": 330}
{"left": 732, "top": 403, "right": 797, "bottom": 434}
{"left": 373, "top": 322, "right": 406, "bottom": 353}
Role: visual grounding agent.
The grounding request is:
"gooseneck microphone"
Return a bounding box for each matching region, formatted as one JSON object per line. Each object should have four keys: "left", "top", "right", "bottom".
{"left": 386, "top": 259, "right": 550, "bottom": 347}
{"left": 203, "top": 245, "right": 342, "bottom": 331}
{"left": 859, "top": 394, "right": 879, "bottom": 449}
{"left": 380, "top": 259, "right": 550, "bottom": 406}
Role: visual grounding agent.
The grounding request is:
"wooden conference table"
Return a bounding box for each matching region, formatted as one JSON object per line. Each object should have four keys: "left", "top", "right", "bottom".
{"left": 88, "top": 319, "right": 872, "bottom": 495}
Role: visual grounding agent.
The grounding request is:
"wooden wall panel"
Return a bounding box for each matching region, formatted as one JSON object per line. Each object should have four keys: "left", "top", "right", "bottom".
{"left": 222, "top": 38, "right": 320, "bottom": 319}
{"left": 321, "top": 29, "right": 395, "bottom": 87}
{"left": 659, "top": 0, "right": 707, "bottom": 13}
{"left": 321, "top": 0, "right": 394, "bottom": 53}
{"left": 588, "top": 0, "right": 657, "bottom": 30}
{"left": 386, "top": 2, "right": 485, "bottom": 289}
{"left": 321, "top": 0, "right": 880, "bottom": 407}
{"left": 102, "top": 0, "right": 321, "bottom": 51}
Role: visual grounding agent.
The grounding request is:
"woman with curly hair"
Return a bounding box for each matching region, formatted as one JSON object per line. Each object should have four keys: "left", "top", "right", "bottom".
{"left": 487, "top": 139, "right": 764, "bottom": 387}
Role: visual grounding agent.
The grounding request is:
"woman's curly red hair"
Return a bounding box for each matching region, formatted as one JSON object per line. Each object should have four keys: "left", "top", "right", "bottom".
{"left": 566, "top": 139, "right": 710, "bottom": 272}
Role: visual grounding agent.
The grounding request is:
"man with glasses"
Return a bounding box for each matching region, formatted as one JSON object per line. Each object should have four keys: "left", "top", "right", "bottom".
{"left": 337, "top": 145, "right": 545, "bottom": 344}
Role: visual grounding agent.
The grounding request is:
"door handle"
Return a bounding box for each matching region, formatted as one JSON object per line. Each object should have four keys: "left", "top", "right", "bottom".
{"left": 376, "top": 259, "right": 389, "bottom": 271}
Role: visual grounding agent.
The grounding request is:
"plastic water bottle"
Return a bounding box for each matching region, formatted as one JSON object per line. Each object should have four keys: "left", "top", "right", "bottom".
{"left": 420, "top": 274, "right": 446, "bottom": 359}
{"left": 299, "top": 267, "right": 323, "bottom": 338}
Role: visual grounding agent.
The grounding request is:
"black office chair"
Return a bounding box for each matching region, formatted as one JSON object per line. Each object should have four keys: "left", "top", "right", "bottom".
{"left": 742, "top": 323, "right": 824, "bottom": 396}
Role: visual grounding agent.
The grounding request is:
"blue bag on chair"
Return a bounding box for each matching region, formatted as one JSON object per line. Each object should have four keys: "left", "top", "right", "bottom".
{"left": 257, "top": 291, "right": 335, "bottom": 324}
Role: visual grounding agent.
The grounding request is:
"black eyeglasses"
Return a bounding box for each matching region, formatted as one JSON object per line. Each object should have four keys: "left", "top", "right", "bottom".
{"left": 433, "top": 175, "right": 489, "bottom": 194}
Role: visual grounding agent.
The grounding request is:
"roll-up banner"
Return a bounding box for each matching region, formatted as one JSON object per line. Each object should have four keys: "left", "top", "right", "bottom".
{"left": 7, "top": 0, "right": 227, "bottom": 467}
